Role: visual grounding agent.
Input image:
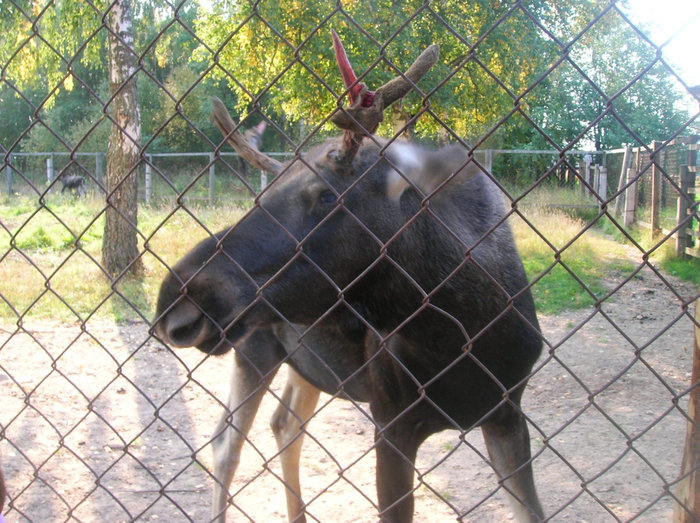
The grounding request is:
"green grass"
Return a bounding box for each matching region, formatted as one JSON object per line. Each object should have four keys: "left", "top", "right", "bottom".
{"left": 511, "top": 205, "right": 635, "bottom": 314}
{"left": 511, "top": 182, "right": 699, "bottom": 312}
{"left": 593, "top": 205, "right": 700, "bottom": 286}
{"left": 0, "top": 185, "right": 694, "bottom": 323}
{"left": 0, "top": 193, "right": 246, "bottom": 323}
{"left": 661, "top": 256, "right": 700, "bottom": 284}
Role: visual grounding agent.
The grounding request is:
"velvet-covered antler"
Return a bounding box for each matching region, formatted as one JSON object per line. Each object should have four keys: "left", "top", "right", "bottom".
{"left": 211, "top": 97, "right": 283, "bottom": 176}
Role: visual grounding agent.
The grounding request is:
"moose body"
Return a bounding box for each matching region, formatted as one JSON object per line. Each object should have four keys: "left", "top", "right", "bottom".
{"left": 154, "top": 34, "right": 544, "bottom": 522}
{"left": 60, "top": 175, "right": 86, "bottom": 196}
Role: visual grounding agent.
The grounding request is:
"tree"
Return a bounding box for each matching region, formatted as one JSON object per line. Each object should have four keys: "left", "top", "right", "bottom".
{"left": 526, "top": 5, "right": 689, "bottom": 152}
{"left": 193, "top": 0, "right": 690, "bottom": 158}
{"left": 102, "top": 0, "right": 142, "bottom": 276}
{"left": 193, "top": 0, "right": 584, "bottom": 143}
{"left": 0, "top": 0, "right": 107, "bottom": 155}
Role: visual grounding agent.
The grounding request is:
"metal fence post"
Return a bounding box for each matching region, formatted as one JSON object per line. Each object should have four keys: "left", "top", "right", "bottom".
{"left": 624, "top": 167, "right": 638, "bottom": 227}
{"left": 584, "top": 158, "right": 592, "bottom": 196}
{"left": 6, "top": 153, "right": 13, "bottom": 195}
{"left": 96, "top": 152, "right": 103, "bottom": 187}
{"left": 209, "top": 151, "right": 215, "bottom": 205}
{"left": 593, "top": 164, "right": 600, "bottom": 196}
{"left": 46, "top": 153, "right": 54, "bottom": 184}
{"left": 614, "top": 146, "right": 632, "bottom": 217}
{"left": 578, "top": 161, "right": 585, "bottom": 196}
{"left": 145, "top": 155, "right": 152, "bottom": 205}
{"left": 598, "top": 166, "right": 607, "bottom": 201}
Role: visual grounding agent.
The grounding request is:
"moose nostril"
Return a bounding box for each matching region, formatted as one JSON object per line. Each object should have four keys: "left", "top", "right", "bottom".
{"left": 170, "top": 315, "right": 205, "bottom": 345}
{"left": 161, "top": 301, "right": 209, "bottom": 347}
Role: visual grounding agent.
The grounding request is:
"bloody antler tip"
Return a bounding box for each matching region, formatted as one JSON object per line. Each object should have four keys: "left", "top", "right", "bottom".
{"left": 331, "top": 29, "right": 364, "bottom": 105}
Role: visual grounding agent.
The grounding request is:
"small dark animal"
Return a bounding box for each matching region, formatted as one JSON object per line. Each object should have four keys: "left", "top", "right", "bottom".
{"left": 60, "top": 175, "right": 86, "bottom": 197}
{"left": 154, "top": 31, "right": 544, "bottom": 523}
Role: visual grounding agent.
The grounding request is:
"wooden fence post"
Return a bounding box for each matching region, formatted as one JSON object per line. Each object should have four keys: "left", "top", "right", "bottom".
{"left": 624, "top": 167, "right": 638, "bottom": 227}
{"left": 676, "top": 165, "right": 692, "bottom": 257}
{"left": 651, "top": 141, "right": 662, "bottom": 239}
{"left": 614, "top": 146, "right": 632, "bottom": 217}
{"left": 673, "top": 296, "right": 700, "bottom": 521}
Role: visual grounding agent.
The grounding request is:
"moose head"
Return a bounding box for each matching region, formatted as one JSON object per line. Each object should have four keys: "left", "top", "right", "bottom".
{"left": 153, "top": 33, "right": 498, "bottom": 354}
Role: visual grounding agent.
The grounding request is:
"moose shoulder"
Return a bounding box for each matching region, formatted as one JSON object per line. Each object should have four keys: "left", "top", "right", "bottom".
{"left": 154, "top": 33, "right": 544, "bottom": 523}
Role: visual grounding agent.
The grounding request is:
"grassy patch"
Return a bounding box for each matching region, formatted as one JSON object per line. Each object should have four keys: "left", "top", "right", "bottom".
{"left": 594, "top": 210, "right": 700, "bottom": 286}
{"left": 0, "top": 185, "right": 691, "bottom": 323}
{"left": 0, "top": 195, "right": 244, "bottom": 322}
{"left": 512, "top": 205, "right": 633, "bottom": 314}
{"left": 660, "top": 255, "right": 700, "bottom": 284}
{"left": 510, "top": 182, "right": 699, "bottom": 313}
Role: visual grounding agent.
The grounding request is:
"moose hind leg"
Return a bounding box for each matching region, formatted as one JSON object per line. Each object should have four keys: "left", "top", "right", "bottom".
{"left": 374, "top": 424, "right": 422, "bottom": 523}
{"left": 270, "top": 367, "right": 321, "bottom": 522}
{"left": 481, "top": 403, "right": 543, "bottom": 522}
{"left": 211, "top": 355, "right": 277, "bottom": 523}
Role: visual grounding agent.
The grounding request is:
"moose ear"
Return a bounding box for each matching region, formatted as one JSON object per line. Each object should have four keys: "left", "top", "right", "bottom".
{"left": 385, "top": 143, "right": 483, "bottom": 200}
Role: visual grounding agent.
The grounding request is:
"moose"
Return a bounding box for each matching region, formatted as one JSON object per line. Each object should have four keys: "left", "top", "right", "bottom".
{"left": 59, "top": 174, "right": 87, "bottom": 196}
{"left": 154, "top": 31, "right": 544, "bottom": 523}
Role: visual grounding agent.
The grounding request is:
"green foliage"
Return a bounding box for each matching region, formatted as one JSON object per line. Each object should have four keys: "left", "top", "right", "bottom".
{"left": 192, "top": 0, "right": 692, "bottom": 153}
{"left": 1, "top": 0, "right": 696, "bottom": 164}
{"left": 195, "top": 0, "right": 571, "bottom": 141}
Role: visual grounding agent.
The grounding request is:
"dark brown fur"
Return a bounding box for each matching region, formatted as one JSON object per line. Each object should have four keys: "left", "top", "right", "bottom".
{"left": 60, "top": 175, "right": 86, "bottom": 196}
{"left": 155, "top": 39, "right": 544, "bottom": 522}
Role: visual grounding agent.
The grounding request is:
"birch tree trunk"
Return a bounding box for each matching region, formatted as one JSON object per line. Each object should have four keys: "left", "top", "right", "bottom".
{"left": 103, "top": 0, "right": 142, "bottom": 276}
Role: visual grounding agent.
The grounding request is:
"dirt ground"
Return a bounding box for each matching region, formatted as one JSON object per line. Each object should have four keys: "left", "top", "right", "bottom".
{"left": 0, "top": 263, "right": 697, "bottom": 522}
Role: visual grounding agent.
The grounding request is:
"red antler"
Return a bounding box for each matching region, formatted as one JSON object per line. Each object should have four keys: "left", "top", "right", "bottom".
{"left": 331, "top": 30, "right": 375, "bottom": 108}
{"left": 329, "top": 31, "right": 439, "bottom": 139}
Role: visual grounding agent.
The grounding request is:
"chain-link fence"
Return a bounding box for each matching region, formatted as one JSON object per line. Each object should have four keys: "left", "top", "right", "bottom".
{"left": 1, "top": 1, "right": 700, "bottom": 522}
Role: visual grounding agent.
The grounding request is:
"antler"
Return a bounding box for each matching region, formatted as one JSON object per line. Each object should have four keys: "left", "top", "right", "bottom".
{"left": 211, "top": 97, "right": 283, "bottom": 176}
{"left": 330, "top": 30, "right": 440, "bottom": 137}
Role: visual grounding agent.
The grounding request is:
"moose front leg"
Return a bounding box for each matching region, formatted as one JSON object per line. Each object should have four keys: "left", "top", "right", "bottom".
{"left": 480, "top": 403, "right": 544, "bottom": 522}
{"left": 270, "top": 367, "right": 321, "bottom": 523}
{"left": 374, "top": 423, "right": 421, "bottom": 523}
{"left": 210, "top": 330, "right": 283, "bottom": 523}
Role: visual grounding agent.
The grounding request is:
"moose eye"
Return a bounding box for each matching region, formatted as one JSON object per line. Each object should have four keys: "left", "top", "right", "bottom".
{"left": 319, "top": 189, "right": 337, "bottom": 205}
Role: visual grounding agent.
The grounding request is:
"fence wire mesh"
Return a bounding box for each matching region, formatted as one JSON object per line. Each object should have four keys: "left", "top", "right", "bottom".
{"left": 1, "top": 0, "right": 699, "bottom": 522}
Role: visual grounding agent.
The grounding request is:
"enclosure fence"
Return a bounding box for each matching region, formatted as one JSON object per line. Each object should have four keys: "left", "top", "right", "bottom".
{"left": 1, "top": 1, "right": 699, "bottom": 522}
